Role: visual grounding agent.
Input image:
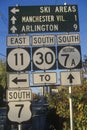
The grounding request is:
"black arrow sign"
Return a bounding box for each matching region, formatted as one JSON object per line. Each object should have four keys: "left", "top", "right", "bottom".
{"left": 67, "top": 74, "right": 74, "bottom": 84}
{"left": 12, "top": 77, "right": 27, "bottom": 84}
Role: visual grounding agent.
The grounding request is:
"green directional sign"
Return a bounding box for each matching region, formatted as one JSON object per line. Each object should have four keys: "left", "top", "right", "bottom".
{"left": 9, "top": 5, "right": 79, "bottom": 34}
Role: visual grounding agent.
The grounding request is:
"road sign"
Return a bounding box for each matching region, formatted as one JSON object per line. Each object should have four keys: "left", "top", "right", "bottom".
{"left": 57, "top": 33, "right": 80, "bottom": 44}
{"left": 8, "top": 73, "right": 29, "bottom": 88}
{"left": 8, "top": 101, "right": 32, "bottom": 123}
{"left": 32, "top": 35, "right": 55, "bottom": 46}
{"left": 9, "top": 5, "right": 79, "bottom": 34}
{"left": 7, "top": 88, "right": 32, "bottom": 102}
{"left": 60, "top": 71, "right": 82, "bottom": 86}
{"left": 7, "top": 36, "right": 30, "bottom": 47}
{"left": 33, "top": 72, "right": 57, "bottom": 85}
{"left": 58, "top": 45, "right": 82, "bottom": 69}
{"left": 7, "top": 48, "right": 31, "bottom": 72}
{"left": 32, "top": 47, "right": 56, "bottom": 70}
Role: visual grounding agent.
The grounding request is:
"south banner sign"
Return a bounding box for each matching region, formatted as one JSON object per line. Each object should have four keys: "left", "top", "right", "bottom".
{"left": 57, "top": 33, "right": 80, "bottom": 44}
{"left": 9, "top": 5, "right": 79, "bottom": 34}
{"left": 7, "top": 88, "right": 32, "bottom": 102}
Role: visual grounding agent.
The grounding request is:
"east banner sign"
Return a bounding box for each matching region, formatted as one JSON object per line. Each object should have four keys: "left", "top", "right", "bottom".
{"left": 9, "top": 5, "right": 79, "bottom": 34}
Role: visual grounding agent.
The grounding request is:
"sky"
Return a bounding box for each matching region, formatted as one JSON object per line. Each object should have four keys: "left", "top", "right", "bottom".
{"left": 0, "top": 0, "right": 87, "bottom": 94}
{"left": 0, "top": 0, "right": 87, "bottom": 59}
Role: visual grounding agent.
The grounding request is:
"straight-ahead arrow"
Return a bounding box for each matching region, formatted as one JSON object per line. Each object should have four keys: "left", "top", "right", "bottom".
{"left": 12, "top": 77, "right": 27, "bottom": 84}
{"left": 11, "top": 16, "right": 17, "bottom": 24}
{"left": 67, "top": 74, "right": 74, "bottom": 84}
{"left": 10, "top": 26, "right": 17, "bottom": 33}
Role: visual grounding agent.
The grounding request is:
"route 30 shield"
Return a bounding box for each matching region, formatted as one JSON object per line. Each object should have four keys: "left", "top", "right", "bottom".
{"left": 58, "top": 45, "right": 82, "bottom": 69}
{"left": 32, "top": 47, "right": 56, "bottom": 70}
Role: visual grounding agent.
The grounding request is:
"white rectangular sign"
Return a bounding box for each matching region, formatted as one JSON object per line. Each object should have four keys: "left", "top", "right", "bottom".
{"left": 57, "top": 33, "right": 80, "bottom": 44}
{"left": 8, "top": 73, "right": 29, "bottom": 88}
{"left": 33, "top": 72, "right": 57, "bottom": 85}
{"left": 7, "top": 36, "right": 30, "bottom": 46}
{"left": 60, "top": 71, "right": 82, "bottom": 86}
{"left": 7, "top": 88, "right": 32, "bottom": 102}
{"left": 32, "top": 35, "right": 55, "bottom": 46}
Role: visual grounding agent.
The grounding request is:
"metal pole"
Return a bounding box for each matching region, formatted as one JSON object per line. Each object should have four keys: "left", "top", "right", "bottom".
{"left": 69, "top": 86, "right": 74, "bottom": 130}
{"left": 18, "top": 124, "right": 22, "bottom": 130}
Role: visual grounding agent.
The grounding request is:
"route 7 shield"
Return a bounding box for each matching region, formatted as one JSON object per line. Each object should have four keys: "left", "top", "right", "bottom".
{"left": 7, "top": 101, "right": 32, "bottom": 123}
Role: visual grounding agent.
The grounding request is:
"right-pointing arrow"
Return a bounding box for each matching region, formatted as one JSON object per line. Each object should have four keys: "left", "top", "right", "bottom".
{"left": 67, "top": 74, "right": 74, "bottom": 84}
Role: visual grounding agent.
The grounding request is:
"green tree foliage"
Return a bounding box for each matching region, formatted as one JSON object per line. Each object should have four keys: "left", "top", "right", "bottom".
{"left": 72, "top": 86, "right": 87, "bottom": 129}
{"left": 0, "top": 59, "right": 8, "bottom": 107}
{"left": 47, "top": 85, "right": 87, "bottom": 130}
{"left": 0, "top": 59, "right": 7, "bottom": 88}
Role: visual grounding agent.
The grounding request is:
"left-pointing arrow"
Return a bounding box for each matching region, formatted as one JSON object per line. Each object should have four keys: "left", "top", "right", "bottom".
{"left": 67, "top": 74, "right": 74, "bottom": 84}
{"left": 11, "top": 7, "right": 19, "bottom": 14}
{"left": 12, "top": 77, "right": 27, "bottom": 84}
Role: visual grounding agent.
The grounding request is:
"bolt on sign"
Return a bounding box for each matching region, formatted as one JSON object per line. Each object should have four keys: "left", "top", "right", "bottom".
{"left": 9, "top": 5, "right": 79, "bottom": 34}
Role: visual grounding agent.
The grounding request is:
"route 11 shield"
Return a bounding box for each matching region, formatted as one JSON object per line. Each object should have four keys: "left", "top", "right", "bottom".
{"left": 7, "top": 48, "right": 31, "bottom": 72}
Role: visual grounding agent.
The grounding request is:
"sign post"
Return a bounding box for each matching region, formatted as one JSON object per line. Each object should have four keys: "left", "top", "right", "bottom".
{"left": 69, "top": 86, "right": 73, "bottom": 130}
{"left": 18, "top": 124, "right": 21, "bottom": 130}
{"left": 60, "top": 70, "right": 82, "bottom": 130}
